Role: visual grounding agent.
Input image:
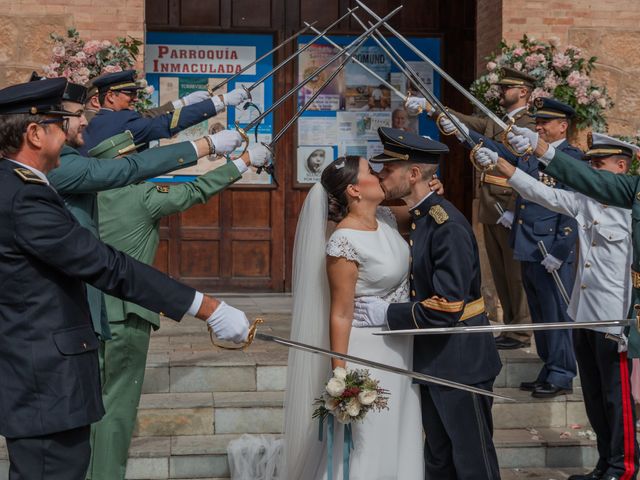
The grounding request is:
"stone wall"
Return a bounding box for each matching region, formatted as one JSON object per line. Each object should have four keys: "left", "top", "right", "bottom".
{"left": 502, "top": 0, "right": 640, "bottom": 136}
{"left": 0, "top": 0, "right": 144, "bottom": 87}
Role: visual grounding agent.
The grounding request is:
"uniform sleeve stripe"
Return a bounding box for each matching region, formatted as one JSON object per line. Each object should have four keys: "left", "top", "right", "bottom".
{"left": 420, "top": 296, "right": 464, "bottom": 312}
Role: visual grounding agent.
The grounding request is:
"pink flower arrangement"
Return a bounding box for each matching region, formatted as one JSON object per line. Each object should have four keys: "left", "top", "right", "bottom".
{"left": 43, "top": 28, "right": 152, "bottom": 110}
{"left": 470, "top": 34, "right": 613, "bottom": 131}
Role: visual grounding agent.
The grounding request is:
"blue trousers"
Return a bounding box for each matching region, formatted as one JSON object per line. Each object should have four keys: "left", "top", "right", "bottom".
{"left": 521, "top": 260, "right": 577, "bottom": 389}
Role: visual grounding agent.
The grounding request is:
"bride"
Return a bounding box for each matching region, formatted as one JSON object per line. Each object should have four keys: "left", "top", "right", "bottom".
{"left": 283, "top": 155, "right": 424, "bottom": 479}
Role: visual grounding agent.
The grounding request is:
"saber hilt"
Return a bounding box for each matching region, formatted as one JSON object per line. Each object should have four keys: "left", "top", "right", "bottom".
{"left": 537, "top": 240, "right": 571, "bottom": 305}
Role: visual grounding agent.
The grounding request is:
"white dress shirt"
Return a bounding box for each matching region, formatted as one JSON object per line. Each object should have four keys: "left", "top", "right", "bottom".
{"left": 509, "top": 168, "right": 632, "bottom": 334}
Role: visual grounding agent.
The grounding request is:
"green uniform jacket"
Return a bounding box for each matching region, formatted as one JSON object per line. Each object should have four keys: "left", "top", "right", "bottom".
{"left": 47, "top": 142, "right": 199, "bottom": 338}
{"left": 98, "top": 161, "right": 242, "bottom": 329}
{"left": 543, "top": 149, "right": 640, "bottom": 356}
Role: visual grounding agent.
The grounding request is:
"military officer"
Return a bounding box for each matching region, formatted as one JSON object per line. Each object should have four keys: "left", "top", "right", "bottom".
{"left": 354, "top": 127, "right": 502, "bottom": 480}
{"left": 83, "top": 73, "right": 197, "bottom": 123}
{"left": 80, "top": 69, "right": 249, "bottom": 154}
{"left": 85, "top": 132, "right": 271, "bottom": 479}
{"left": 481, "top": 130, "right": 640, "bottom": 480}
{"left": 44, "top": 80, "right": 259, "bottom": 341}
{"left": 406, "top": 67, "right": 535, "bottom": 349}
{"left": 0, "top": 78, "right": 251, "bottom": 479}
{"left": 441, "top": 97, "right": 581, "bottom": 398}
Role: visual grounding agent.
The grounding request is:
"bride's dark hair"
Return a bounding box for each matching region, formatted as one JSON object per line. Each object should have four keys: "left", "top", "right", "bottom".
{"left": 320, "top": 155, "right": 361, "bottom": 223}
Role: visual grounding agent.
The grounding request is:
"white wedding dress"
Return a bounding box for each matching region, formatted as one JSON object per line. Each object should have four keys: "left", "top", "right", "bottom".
{"left": 228, "top": 185, "right": 423, "bottom": 480}
{"left": 313, "top": 207, "right": 424, "bottom": 480}
{"left": 282, "top": 183, "right": 424, "bottom": 480}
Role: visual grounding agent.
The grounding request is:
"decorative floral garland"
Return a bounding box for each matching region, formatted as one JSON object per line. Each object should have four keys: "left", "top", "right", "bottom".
{"left": 42, "top": 28, "right": 153, "bottom": 110}
{"left": 470, "top": 34, "right": 613, "bottom": 132}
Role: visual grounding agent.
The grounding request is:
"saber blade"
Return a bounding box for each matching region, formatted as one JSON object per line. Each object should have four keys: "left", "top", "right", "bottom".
{"left": 372, "top": 319, "right": 632, "bottom": 337}
{"left": 208, "top": 21, "right": 319, "bottom": 95}
{"left": 255, "top": 332, "right": 515, "bottom": 401}
{"left": 356, "top": 0, "right": 509, "bottom": 131}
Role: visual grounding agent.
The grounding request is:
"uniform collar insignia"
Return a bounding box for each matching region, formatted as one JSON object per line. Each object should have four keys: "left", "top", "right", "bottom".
{"left": 14, "top": 167, "right": 47, "bottom": 185}
{"left": 428, "top": 204, "right": 449, "bottom": 224}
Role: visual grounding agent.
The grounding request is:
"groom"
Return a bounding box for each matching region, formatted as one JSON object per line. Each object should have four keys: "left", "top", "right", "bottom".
{"left": 355, "top": 127, "right": 502, "bottom": 479}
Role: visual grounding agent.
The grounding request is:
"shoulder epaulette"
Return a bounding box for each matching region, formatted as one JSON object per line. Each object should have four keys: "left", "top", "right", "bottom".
{"left": 14, "top": 168, "right": 47, "bottom": 185}
{"left": 428, "top": 204, "right": 449, "bottom": 225}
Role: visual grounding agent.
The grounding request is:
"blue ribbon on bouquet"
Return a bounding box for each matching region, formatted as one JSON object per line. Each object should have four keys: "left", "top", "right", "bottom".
{"left": 318, "top": 415, "right": 354, "bottom": 480}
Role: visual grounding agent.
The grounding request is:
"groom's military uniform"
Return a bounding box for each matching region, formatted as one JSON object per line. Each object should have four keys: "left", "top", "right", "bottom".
{"left": 371, "top": 128, "right": 502, "bottom": 480}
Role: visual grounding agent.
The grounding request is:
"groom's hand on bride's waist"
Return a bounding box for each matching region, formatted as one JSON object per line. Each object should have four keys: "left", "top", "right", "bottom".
{"left": 353, "top": 296, "right": 389, "bottom": 327}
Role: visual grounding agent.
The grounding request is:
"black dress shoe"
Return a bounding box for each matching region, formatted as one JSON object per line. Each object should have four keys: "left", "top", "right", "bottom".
{"left": 495, "top": 336, "right": 531, "bottom": 350}
{"left": 531, "top": 382, "right": 573, "bottom": 398}
{"left": 567, "top": 467, "right": 605, "bottom": 480}
{"left": 520, "top": 379, "right": 545, "bottom": 391}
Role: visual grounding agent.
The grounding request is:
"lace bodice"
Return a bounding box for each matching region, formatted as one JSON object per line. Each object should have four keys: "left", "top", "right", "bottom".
{"left": 326, "top": 207, "right": 410, "bottom": 302}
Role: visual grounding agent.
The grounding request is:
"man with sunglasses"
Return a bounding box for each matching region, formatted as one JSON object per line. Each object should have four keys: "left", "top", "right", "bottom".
{"left": 43, "top": 78, "right": 271, "bottom": 341}
{"left": 405, "top": 67, "right": 535, "bottom": 351}
{"left": 0, "top": 78, "right": 253, "bottom": 479}
{"left": 81, "top": 70, "right": 249, "bottom": 155}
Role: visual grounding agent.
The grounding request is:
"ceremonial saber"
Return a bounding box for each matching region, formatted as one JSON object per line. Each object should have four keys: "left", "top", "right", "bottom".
{"left": 303, "top": 22, "right": 406, "bottom": 101}
{"left": 372, "top": 318, "right": 637, "bottom": 337}
{"left": 537, "top": 240, "right": 571, "bottom": 306}
{"left": 208, "top": 21, "right": 319, "bottom": 95}
{"left": 255, "top": 332, "right": 515, "bottom": 402}
{"left": 356, "top": 0, "right": 530, "bottom": 158}
{"left": 230, "top": 5, "right": 402, "bottom": 177}
{"left": 241, "top": 9, "right": 357, "bottom": 99}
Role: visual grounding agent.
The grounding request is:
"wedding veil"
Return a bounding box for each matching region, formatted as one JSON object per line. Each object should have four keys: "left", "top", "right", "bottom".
{"left": 282, "top": 182, "right": 332, "bottom": 479}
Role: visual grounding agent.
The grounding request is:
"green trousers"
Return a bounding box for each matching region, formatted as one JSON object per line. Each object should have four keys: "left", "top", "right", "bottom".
{"left": 87, "top": 314, "right": 151, "bottom": 480}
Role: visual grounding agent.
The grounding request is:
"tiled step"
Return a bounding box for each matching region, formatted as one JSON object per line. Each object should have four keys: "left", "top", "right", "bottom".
{"left": 500, "top": 467, "right": 599, "bottom": 479}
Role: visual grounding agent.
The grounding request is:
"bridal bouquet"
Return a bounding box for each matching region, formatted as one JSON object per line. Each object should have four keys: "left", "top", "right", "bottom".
{"left": 312, "top": 367, "right": 390, "bottom": 424}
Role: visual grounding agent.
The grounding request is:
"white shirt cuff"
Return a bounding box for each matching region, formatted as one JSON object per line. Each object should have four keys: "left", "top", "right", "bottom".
{"left": 189, "top": 141, "right": 199, "bottom": 156}
{"left": 539, "top": 144, "right": 556, "bottom": 166}
{"left": 233, "top": 158, "right": 248, "bottom": 174}
{"left": 508, "top": 168, "right": 527, "bottom": 190}
{"left": 187, "top": 291, "right": 204, "bottom": 316}
{"left": 212, "top": 95, "right": 225, "bottom": 113}
{"left": 172, "top": 98, "right": 185, "bottom": 109}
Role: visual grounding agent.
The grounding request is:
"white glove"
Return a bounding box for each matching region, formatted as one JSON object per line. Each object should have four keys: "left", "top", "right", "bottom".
{"left": 208, "top": 130, "right": 243, "bottom": 155}
{"left": 223, "top": 87, "right": 250, "bottom": 107}
{"left": 474, "top": 147, "right": 498, "bottom": 169}
{"left": 404, "top": 96, "right": 433, "bottom": 116}
{"left": 506, "top": 125, "right": 539, "bottom": 154}
{"left": 353, "top": 296, "right": 390, "bottom": 327}
{"left": 497, "top": 210, "right": 514, "bottom": 229}
{"left": 439, "top": 114, "right": 469, "bottom": 142}
{"left": 248, "top": 144, "right": 273, "bottom": 168}
{"left": 541, "top": 253, "right": 563, "bottom": 273}
{"left": 206, "top": 301, "right": 250, "bottom": 343}
{"left": 173, "top": 90, "right": 210, "bottom": 108}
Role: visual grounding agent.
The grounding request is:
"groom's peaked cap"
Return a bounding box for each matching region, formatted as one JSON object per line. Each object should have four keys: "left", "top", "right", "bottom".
{"left": 371, "top": 127, "right": 449, "bottom": 164}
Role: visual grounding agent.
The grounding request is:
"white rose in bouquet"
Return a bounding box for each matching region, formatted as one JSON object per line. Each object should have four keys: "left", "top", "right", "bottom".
{"left": 358, "top": 389, "right": 378, "bottom": 406}
{"left": 332, "top": 366, "right": 347, "bottom": 380}
{"left": 346, "top": 398, "right": 361, "bottom": 417}
{"left": 336, "top": 408, "right": 351, "bottom": 424}
{"left": 323, "top": 394, "right": 340, "bottom": 411}
{"left": 326, "top": 377, "right": 346, "bottom": 397}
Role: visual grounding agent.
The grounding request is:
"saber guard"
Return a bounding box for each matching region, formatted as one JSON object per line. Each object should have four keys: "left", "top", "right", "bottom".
{"left": 470, "top": 140, "right": 494, "bottom": 172}
{"left": 209, "top": 317, "right": 264, "bottom": 351}
{"left": 501, "top": 117, "right": 533, "bottom": 158}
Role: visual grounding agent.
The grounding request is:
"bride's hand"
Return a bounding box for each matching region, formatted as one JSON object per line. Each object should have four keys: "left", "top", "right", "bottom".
{"left": 428, "top": 174, "right": 444, "bottom": 196}
{"left": 353, "top": 296, "right": 389, "bottom": 327}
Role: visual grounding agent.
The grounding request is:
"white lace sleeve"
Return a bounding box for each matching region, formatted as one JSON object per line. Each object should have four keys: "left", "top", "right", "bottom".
{"left": 326, "top": 235, "right": 360, "bottom": 263}
{"left": 376, "top": 206, "right": 398, "bottom": 229}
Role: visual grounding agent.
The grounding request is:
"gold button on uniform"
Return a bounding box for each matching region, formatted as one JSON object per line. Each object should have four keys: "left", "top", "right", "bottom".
{"left": 410, "top": 273, "right": 414, "bottom": 280}
{"left": 411, "top": 223, "right": 416, "bottom": 230}
{"left": 414, "top": 210, "right": 420, "bottom": 216}
{"left": 409, "top": 239, "right": 413, "bottom": 246}
{"left": 411, "top": 290, "right": 416, "bottom": 297}
{"left": 520, "top": 205, "right": 525, "bottom": 209}
{"left": 518, "top": 219, "right": 523, "bottom": 225}
{"left": 178, "top": 158, "right": 184, "bottom": 164}
{"left": 636, "top": 192, "right": 640, "bottom": 201}
{"left": 82, "top": 342, "right": 87, "bottom": 350}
